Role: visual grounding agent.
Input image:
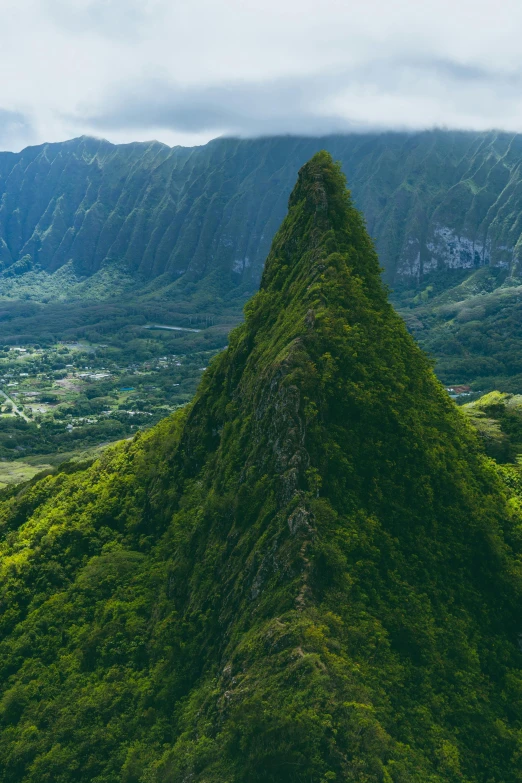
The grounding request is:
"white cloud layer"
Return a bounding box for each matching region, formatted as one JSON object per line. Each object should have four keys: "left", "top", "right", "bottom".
{"left": 1, "top": 0, "right": 522, "bottom": 150}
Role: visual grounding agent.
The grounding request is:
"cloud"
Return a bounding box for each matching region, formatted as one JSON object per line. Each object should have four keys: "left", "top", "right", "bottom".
{"left": 70, "top": 57, "right": 522, "bottom": 140}
{"left": 2, "top": 0, "right": 522, "bottom": 149}
{"left": 0, "top": 109, "right": 35, "bottom": 151}
{"left": 43, "top": 0, "right": 165, "bottom": 40}
{"left": 72, "top": 73, "right": 362, "bottom": 137}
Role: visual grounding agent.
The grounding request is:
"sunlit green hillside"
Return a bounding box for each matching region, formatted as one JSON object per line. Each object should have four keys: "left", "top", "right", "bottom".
{"left": 0, "top": 153, "right": 521, "bottom": 783}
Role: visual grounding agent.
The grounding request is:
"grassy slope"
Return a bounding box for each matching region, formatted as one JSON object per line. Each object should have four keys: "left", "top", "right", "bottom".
{"left": 0, "top": 153, "right": 521, "bottom": 783}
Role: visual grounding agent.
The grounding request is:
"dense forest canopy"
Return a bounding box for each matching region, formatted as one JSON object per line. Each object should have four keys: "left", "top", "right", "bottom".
{"left": 0, "top": 152, "right": 521, "bottom": 782}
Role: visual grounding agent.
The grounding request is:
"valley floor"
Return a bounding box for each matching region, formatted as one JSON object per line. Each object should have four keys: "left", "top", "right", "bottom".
{"left": 3, "top": 262, "right": 522, "bottom": 486}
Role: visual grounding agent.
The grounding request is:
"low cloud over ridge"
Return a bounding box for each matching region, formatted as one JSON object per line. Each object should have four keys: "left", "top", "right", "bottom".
{"left": 2, "top": 0, "right": 522, "bottom": 149}
{"left": 71, "top": 57, "right": 522, "bottom": 141}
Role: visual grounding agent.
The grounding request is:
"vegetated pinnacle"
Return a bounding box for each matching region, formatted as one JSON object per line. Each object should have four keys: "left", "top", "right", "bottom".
{"left": 260, "top": 150, "right": 383, "bottom": 296}
{"left": 0, "top": 151, "right": 521, "bottom": 783}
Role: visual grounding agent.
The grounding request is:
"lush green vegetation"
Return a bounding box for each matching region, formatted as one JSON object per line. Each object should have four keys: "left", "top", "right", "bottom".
{"left": 5, "top": 131, "right": 522, "bottom": 399}
{"left": 0, "top": 293, "right": 234, "bottom": 361}
{"left": 395, "top": 267, "right": 522, "bottom": 391}
{"left": 0, "top": 153, "right": 521, "bottom": 782}
{"left": 3, "top": 131, "right": 522, "bottom": 293}
{"left": 462, "top": 390, "right": 522, "bottom": 462}
{"left": 0, "top": 442, "right": 111, "bottom": 489}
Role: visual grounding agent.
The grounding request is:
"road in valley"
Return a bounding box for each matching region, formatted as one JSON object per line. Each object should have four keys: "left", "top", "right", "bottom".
{"left": 144, "top": 324, "right": 201, "bottom": 333}
{"left": 0, "top": 389, "right": 31, "bottom": 422}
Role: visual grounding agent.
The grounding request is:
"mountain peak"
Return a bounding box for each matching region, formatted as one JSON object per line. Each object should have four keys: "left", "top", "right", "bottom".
{"left": 0, "top": 154, "right": 521, "bottom": 782}
{"left": 287, "top": 149, "right": 340, "bottom": 212}
{"left": 261, "top": 150, "right": 382, "bottom": 295}
{"left": 161, "top": 151, "right": 522, "bottom": 777}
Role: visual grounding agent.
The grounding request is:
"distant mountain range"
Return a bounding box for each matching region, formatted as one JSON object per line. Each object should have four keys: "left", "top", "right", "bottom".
{"left": 2, "top": 130, "right": 522, "bottom": 295}
{"left": 4, "top": 130, "right": 522, "bottom": 391}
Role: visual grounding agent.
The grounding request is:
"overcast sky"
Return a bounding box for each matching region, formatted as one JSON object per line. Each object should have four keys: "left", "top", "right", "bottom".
{"left": 1, "top": 0, "right": 522, "bottom": 151}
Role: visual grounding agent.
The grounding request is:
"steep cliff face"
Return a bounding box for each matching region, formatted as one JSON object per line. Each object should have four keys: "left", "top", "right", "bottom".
{"left": 3, "top": 131, "right": 522, "bottom": 296}
{"left": 0, "top": 153, "right": 521, "bottom": 783}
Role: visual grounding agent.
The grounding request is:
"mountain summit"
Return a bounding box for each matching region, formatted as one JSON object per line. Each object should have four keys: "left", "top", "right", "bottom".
{"left": 0, "top": 152, "right": 521, "bottom": 783}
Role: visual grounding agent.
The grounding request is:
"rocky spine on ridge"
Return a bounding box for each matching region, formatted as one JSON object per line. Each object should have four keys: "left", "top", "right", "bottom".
{"left": 0, "top": 152, "right": 521, "bottom": 783}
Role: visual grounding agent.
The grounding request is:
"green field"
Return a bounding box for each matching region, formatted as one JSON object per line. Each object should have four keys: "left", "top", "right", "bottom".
{"left": 0, "top": 441, "right": 130, "bottom": 489}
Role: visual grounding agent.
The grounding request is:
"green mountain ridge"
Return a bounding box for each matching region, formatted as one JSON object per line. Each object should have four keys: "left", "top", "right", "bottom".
{"left": 0, "top": 152, "right": 521, "bottom": 782}
{"left": 5, "top": 131, "right": 522, "bottom": 393}
{"left": 3, "top": 130, "right": 522, "bottom": 294}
